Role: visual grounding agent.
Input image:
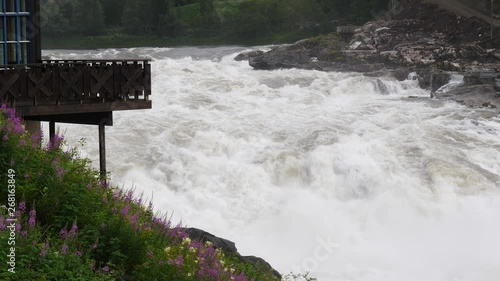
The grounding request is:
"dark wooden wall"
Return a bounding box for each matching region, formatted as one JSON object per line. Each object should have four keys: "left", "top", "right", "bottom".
{"left": 30, "top": 0, "right": 42, "bottom": 63}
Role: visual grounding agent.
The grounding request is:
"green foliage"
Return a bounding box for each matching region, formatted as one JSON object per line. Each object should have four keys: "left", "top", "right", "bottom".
{"left": 73, "top": 0, "right": 105, "bottom": 35}
{"left": 41, "top": 0, "right": 392, "bottom": 47}
{"left": 0, "top": 106, "right": 283, "bottom": 280}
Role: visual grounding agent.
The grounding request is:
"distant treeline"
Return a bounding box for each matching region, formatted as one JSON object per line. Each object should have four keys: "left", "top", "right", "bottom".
{"left": 41, "top": 0, "right": 390, "bottom": 44}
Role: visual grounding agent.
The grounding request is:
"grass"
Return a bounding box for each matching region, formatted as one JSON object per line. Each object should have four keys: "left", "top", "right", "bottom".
{"left": 41, "top": 30, "right": 325, "bottom": 50}
{"left": 0, "top": 104, "right": 286, "bottom": 280}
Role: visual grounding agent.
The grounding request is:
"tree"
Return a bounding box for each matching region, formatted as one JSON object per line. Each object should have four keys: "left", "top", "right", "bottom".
{"left": 72, "top": 0, "right": 105, "bottom": 35}
{"left": 100, "top": 0, "right": 125, "bottom": 27}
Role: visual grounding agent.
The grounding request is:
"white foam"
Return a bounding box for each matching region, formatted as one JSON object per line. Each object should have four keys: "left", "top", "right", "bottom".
{"left": 44, "top": 48, "right": 500, "bottom": 281}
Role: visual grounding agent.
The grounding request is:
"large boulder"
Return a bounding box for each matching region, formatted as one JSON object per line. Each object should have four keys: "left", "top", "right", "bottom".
{"left": 248, "top": 33, "right": 348, "bottom": 71}
{"left": 183, "top": 228, "right": 281, "bottom": 279}
{"left": 433, "top": 84, "right": 500, "bottom": 108}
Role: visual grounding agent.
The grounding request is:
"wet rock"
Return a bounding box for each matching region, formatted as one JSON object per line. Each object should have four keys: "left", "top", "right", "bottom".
{"left": 375, "top": 78, "right": 390, "bottom": 95}
{"left": 433, "top": 84, "right": 500, "bottom": 108}
{"left": 184, "top": 228, "right": 237, "bottom": 254}
{"left": 184, "top": 228, "right": 281, "bottom": 279}
{"left": 234, "top": 50, "right": 264, "bottom": 61}
{"left": 431, "top": 71, "right": 451, "bottom": 92}
{"left": 463, "top": 66, "right": 500, "bottom": 89}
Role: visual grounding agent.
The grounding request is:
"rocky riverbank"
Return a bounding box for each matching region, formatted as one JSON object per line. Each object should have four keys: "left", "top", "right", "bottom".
{"left": 237, "top": 0, "right": 500, "bottom": 109}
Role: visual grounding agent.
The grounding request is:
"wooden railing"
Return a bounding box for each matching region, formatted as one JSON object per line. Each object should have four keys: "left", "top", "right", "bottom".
{"left": 0, "top": 59, "right": 151, "bottom": 114}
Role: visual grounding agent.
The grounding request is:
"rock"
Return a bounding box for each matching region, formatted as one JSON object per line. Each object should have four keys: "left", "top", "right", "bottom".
{"left": 249, "top": 33, "right": 347, "bottom": 71}
{"left": 431, "top": 71, "right": 451, "bottom": 92}
{"left": 463, "top": 66, "right": 500, "bottom": 89}
{"left": 246, "top": 0, "right": 500, "bottom": 96}
{"left": 239, "top": 256, "right": 281, "bottom": 279}
{"left": 234, "top": 50, "right": 264, "bottom": 61}
{"left": 184, "top": 228, "right": 238, "bottom": 254}
{"left": 433, "top": 84, "right": 500, "bottom": 108}
{"left": 375, "top": 78, "right": 390, "bottom": 95}
{"left": 183, "top": 228, "right": 281, "bottom": 279}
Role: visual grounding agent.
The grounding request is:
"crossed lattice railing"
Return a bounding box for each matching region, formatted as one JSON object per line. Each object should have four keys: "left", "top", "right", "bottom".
{"left": 0, "top": 60, "right": 151, "bottom": 108}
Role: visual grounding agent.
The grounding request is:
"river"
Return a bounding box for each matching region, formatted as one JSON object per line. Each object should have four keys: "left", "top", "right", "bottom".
{"left": 43, "top": 47, "right": 500, "bottom": 281}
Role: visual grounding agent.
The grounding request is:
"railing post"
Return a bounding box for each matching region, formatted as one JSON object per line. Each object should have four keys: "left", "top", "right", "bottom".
{"left": 99, "top": 119, "right": 106, "bottom": 179}
{"left": 49, "top": 121, "right": 55, "bottom": 143}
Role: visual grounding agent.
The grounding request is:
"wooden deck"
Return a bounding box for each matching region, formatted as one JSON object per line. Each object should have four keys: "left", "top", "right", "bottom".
{"left": 0, "top": 59, "right": 152, "bottom": 121}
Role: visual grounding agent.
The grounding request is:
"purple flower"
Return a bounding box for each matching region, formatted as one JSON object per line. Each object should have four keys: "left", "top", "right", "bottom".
{"left": 99, "top": 180, "right": 109, "bottom": 189}
{"left": 40, "top": 249, "right": 47, "bottom": 257}
{"left": 61, "top": 244, "right": 69, "bottom": 255}
{"left": 40, "top": 242, "right": 49, "bottom": 257}
{"left": 169, "top": 255, "right": 184, "bottom": 267}
{"left": 3, "top": 135, "right": 8, "bottom": 141}
{"left": 102, "top": 265, "right": 109, "bottom": 273}
{"left": 21, "top": 230, "right": 28, "bottom": 238}
{"left": 31, "top": 132, "right": 42, "bottom": 148}
{"left": 69, "top": 223, "right": 78, "bottom": 237}
{"left": 120, "top": 205, "right": 132, "bottom": 217}
{"left": 19, "top": 139, "right": 26, "bottom": 146}
{"left": 56, "top": 166, "right": 65, "bottom": 178}
{"left": 46, "top": 134, "right": 64, "bottom": 150}
{"left": 18, "top": 202, "right": 26, "bottom": 213}
{"left": 74, "top": 251, "right": 82, "bottom": 257}
{"left": 130, "top": 214, "right": 139, "bottom": 229}
{"left": 28, "top": 209, "right": 36, "bottom": 227}
{"left": 91, "top": 242, "right": 98, "bottom": 250}
{"left": 60, "top": 228, "right": 68, "bottom": 239}
{"left": 125, "top": 191, "right": 133, "bottom": 202}
{"left": 0, "top": 216, "right": 6, "bottom": 230}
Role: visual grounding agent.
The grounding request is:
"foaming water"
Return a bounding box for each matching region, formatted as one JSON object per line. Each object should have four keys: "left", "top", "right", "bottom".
{"left": 44, "top": 47, "right": 500, "bottom": 281}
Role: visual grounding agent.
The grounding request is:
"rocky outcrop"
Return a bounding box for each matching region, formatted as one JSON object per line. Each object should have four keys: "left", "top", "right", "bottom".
{"left": 238, "top": 0, "right": 500, "bottom": 109}
{"left": 184, "top": 228, "right": 281, "bottom": 279}
{"left": 433, "top": 84, "right": 500, "bottom": 108}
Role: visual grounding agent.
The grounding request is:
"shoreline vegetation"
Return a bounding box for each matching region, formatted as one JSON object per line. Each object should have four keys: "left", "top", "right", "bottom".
{"left": 40, "top": 0, "right": 391, "bottom": 50}
{"left": 42, "top": 32, "right": 317, "bottom": 50}
{"left": 0, "top": 105, "right": 315, "bottom": 280}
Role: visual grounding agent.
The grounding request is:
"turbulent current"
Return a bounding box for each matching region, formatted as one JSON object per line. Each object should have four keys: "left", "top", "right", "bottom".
{"left": 44, "top": 47, "right": 500, "bottom": 281}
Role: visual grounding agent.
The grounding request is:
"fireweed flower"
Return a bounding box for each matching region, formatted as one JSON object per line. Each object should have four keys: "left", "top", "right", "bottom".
{"left": 40, "top": 243, "right": 49, "bottom": 257}
{"left": 61, "top": 244, "right": 69, "bottom": 255}
{"left": 18, "top": 202, "right": 26, "bottom": 213}
{"left": 60, "top": 228, "right": 68, "bottom": 239}
{"left": 0, "top": 216, "right": 6, "bottom": 230}
{"left": 69, "top": 223, "right": 78, "bottom": 237}
{"left": 19, "top": 139, "right": 25, "bottom": 146}
{"left": 102, "top": 265, "right": 110, "bottom": 273}
{"left": 56, "top": 166, "right": 65, "bottom": 178}
{"left": 28, "top": 209, "right": 36, "bottom": 227}
{"left": 121, "top": 205, "right": 132, "bottom": 217}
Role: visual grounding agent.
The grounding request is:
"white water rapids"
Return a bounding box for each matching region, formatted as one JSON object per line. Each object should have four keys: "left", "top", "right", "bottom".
{"left": 44, "top": 47, "right": 500, "bottom": 281}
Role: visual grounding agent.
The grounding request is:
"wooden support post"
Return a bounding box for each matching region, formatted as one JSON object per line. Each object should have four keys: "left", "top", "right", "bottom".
{"left": 492, "top": 0, "right": 494, "bottom": 41}
{"left": 49, "top": 121, "right": 55, "bottom": 143}
{"left": 98, "top": 120, "right": 106, "bottom": 179}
